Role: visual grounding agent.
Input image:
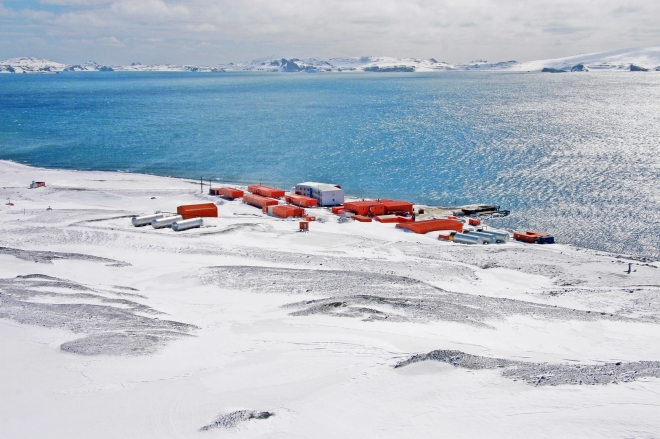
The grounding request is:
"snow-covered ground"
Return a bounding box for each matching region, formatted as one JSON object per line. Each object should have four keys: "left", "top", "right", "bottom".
{"left": 3, "top": 46, "right": 660, "bottom": 74}
{"left": 1, "top": 160, "right": 659, "bottom": 438}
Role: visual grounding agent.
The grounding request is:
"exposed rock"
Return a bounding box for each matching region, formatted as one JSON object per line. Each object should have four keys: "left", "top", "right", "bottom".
{"left": 571, "top": 64, "right": 588, "bottom": 72}
{"left": 630, "top": 64, "right": 649, "bottom": 71}
{"left": 199, "top": 410, "right": 274, "bottom": 431}
{"left": 364, "top": 65, "right": 415, "bottom": 72}
{"left": 395, "top": 349, "right": 660, "bottom": 386}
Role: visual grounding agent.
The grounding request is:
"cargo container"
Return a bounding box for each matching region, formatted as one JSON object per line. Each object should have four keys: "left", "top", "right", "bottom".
{"left": 342, "top": 200, "right": 393, "bottom": 216}
{"left": 468, "top": 218, "right": 481, "bottom": 226}
{"left": 381, "top": 201, "right": 414, "bottom": 215}
{"left": 331, "top": 205, "right": 345, "bottom": 214}
{"left": 300, "top": 221, "right": 309, "bottom": 231}
{"left": 177, "top": 203, "right": 218, "bottom": 220}
{"left": 513, "top": 230, "right": 554, "bottom": 244}
{"left": 343, "top": 200, "right": 382, "bottom": 216}
{"left": 243, "top": 193, "right": 279, "bottom": 209}
{"left": 369, "top": 204, "right": 387, "bottom": 216}
{"left": 374, "top": 215, "right": 413, "bottom": 223}
{"left": 211, "top": 187, "right": 244, "bottom": 199}
{"left": 285, "top": 194, "right": 318, "bottom": 208}
{"left": 247, "top": 185, "right": 285, "bottom": 199}
{"left": 344, "top": 199, "right": 412, "bottom": 216}
{"left": 438, "top": 231, "right": 455, "bottom": 241}
{"left": 352, "top": 215, "right": 373, "bottom": 222}
{"left": 270, "top": 205, "right": 305, "bottom": 218}
{"left": 396, "top": 219, "right": 463, "bottom": 234}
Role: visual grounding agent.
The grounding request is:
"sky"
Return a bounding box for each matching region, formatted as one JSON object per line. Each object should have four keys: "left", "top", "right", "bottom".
{"left": 0, "top": 0, "right": 658, "bottom": 65}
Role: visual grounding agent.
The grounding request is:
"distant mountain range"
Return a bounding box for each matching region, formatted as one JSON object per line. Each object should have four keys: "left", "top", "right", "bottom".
{"left": 2, "top": 47, "right": 659, "bottom": 74}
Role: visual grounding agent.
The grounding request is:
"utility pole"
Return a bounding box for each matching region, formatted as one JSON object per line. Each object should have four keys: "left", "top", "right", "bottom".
{"left": 200, "top": 176, "right": 203, "bottom": 193}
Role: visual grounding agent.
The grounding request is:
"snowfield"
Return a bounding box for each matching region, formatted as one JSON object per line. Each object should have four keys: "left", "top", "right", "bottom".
{"left": 2, "top": 46, "right": 660, "bottom": 74}
{"left": 1, "top": 160, "right": 659, "bottom": 438}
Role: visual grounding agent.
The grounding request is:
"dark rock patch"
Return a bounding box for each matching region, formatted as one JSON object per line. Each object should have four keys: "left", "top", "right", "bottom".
{"left": 199, "top": 410, "right": 274, "bottom": 431}
{"left": 395, "top": 349, "right": 660, "bottom": 386}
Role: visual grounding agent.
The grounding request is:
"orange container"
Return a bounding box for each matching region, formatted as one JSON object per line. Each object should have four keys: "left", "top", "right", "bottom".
{"left": 447, "top": 215, "right": 458, "bottom": 220}
{"left": 243, "top": 193, "right": 279, "bottom": 209}
{"left": 375, "top": 215, "right": 413, "bottom": 223}
{"left": 438, "top": 231, "right": 454, "bottom": 241}
{"left": 211, "top": 187, "right": 244, "bottom": 199}
{"left": 513, "top": 230, "right": 550, "bottom": 243}
{"left": 381, "top": 201, "right": 414, "bottom": 215}
{"left": 343, "top": 201, "right": 382, "bottom": 216}
{"left": 331, "top": 205, "right": 345, "bottom": 214}
{"left": 247, "top": 185, "right": 285, "bottom": 199}
{"left": 300, "top": 221, "right": 309, "bottom": 231}
{"left": 271, "top": 205, "right": 305, "bottom": 218}
{"left": 396, "top": 219, "right": 463, "bottom": 234}
{"left": 177, "top": 203, "right": 218, "bottom": 220}
{"left": 353, "top": 215, "right": 373, "bottom": 222}
{"left": 344, "top": 200, "right": 411, "bottom": 216}
{"left": 468, "top": 218, "right": 481, "bottom": 226}
{"left": 343, "top": 201, "right": 369, "bottom": 215}
{"left": 285, "top": 194, "right": 318, "bottom": 208}
{"left": 303, "top": 216, "right": 316, "bottom": 221}
{"left": 369, "top": 204, "right": 387, "bottom": 216}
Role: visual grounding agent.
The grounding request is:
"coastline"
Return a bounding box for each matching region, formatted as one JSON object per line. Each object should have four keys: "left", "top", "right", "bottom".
{"left": 1, "top": 159, "right": 660, "bottom": 438}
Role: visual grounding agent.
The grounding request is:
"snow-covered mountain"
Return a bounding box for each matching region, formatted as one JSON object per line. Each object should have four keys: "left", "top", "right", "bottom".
{"left": 0, "top": 57, "right": 68, "bottom": 73}
{"left": 510, "top": 46, "right": 660, "bottom": 72}
{"left": 221, "top": 56, "right": 520, "bottom": 72}
{"left": 2, "top": 46, "right": 659, "bottom": 74}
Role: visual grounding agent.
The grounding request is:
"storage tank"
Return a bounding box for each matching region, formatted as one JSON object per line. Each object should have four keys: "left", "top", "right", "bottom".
{"left": 477, "top": 230, "right": 510, "bottom": 243}
{"left": 171, "top": 217, "right": 203, "bottom": 232}
{"left": 152, "top": 215, "right": 183, "bottom": 229}
{"left": 453, "top": 234, "right": 482, "bottom": 245}
{"left": 132, "top": 213, "right": 164, "bottom": 227}
{"left": 465, "top": 231, "right": 497, "bottom": 244}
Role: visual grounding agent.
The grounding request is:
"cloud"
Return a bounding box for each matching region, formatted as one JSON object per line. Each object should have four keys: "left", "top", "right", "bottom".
{"left": 96, "top": 35, "right": 123, "bottom": 46}
{"left": 542, "top": 25, "right": 593, "bottom": 35}
{"left": 0, "top": 0, "right": 658, "bottom": 65}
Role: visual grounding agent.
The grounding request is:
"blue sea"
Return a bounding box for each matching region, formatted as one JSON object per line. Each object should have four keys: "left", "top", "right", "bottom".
{"left": 1, "top": 72, "right": 659, "bottom": 258}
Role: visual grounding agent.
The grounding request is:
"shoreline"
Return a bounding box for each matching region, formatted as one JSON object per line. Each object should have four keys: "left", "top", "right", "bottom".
{"left": 3, "top": 158, "right": 657, "bottom": 263}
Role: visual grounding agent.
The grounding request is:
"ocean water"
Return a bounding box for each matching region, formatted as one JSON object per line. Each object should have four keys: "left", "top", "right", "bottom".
{"left": 1, "top": 72, "right": 659, "bottom": 258}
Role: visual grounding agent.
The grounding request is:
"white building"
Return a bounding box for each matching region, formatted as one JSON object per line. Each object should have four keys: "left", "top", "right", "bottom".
{"left": 294, "top": 182, "right": 344, "bottom": 207}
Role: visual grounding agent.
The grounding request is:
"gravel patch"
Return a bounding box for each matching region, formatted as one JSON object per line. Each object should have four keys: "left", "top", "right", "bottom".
{"left": 395, "top": 350, "right": 660, "bottom": 386}
{"left": 0, "top": 246, "right": 130, "bottom": 267}
{"left": 199, "top": 410, "right": 274, "bottom": 431}
{"left": 201, "top": 266, "right": 635, "bottom": 326}
{"left": 0, "top": 275, "right": 196, "bottom": 355}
